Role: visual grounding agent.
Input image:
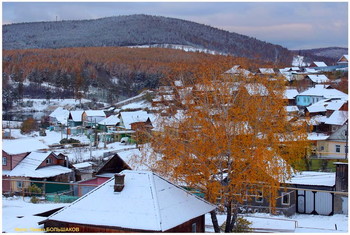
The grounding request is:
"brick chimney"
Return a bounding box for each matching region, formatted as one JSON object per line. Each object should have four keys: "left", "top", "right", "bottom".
{"left": 114, "top": 173, "right": 125, "bottom": 192}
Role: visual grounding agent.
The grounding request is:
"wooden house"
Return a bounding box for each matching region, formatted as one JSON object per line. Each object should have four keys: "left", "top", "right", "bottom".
{"left": 118, "top": 111, "right": 153, "bottom": 142}
{"left": 97, "top": 115, "right": 120, "bottom": 132}
{"left": 40, "top": 170, "right": 216, "bottom": 232}
{"left": 2, "top": 151, "right": 73, "bottom": 194}
{"left": 310, "top": 61, "right": 327, "bottom": 68}
{"left": 337, "top": 55, "right": 348, "bottom": 65}
{"left": 304, "top": 74, "right": 330, "bottom": 87}
{"left": 68, "top": 110, "right": 84, "bottom": 127}
{"left": 316, "top": 124, "right": 348, "bottom": 159}
{"left": 82, "top": 110, "right": 106, "bottom": 128}
{"left": 75, "top": 149, "right": 146, "bottom": 197}
{"left": 296, "top": 85, "right": 348, "bottom": 107}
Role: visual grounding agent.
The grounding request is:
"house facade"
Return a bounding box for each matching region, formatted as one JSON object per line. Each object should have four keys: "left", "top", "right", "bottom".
{"left": 316, "top": 124, "right": 348, "bottom": 159}
{"left": 3, "top": 151, "right": 73, "bottom": 194}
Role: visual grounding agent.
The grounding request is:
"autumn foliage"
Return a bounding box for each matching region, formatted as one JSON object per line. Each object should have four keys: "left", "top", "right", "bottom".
{"left": 141, "top": 62, "right": 309, "bottom": 232}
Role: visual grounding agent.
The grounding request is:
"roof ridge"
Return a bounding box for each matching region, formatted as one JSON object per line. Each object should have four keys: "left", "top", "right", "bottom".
{"left": 148, "top": 172, "right": 163, "bottom": 231}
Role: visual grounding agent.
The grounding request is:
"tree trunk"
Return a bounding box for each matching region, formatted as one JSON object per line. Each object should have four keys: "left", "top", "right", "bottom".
{"left": 225, "top": 201, "right": 232, "bottom": 232}
{"left": 228, "top": 204, "right": 238, "bottom": 232}
{"left": 210, "top": 210, "right": 221, "bottom": 233}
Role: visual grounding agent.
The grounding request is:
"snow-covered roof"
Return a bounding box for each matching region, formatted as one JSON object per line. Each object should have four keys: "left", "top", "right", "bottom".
{"left": 312, "top": 61, "right": 327, "bottom": 67}
{"left": 49, "top": 107, "right": 69, "bottom": 123}
{"left": 307, "top": 132, "right": 329, "bottom": 140}
{"left": 120, "top": 110, "right": 151, "bottom": 129}
{"left": 306, "top": 104, "right": 327, "bottom": 113}
{"left": 284, "top": 88, "right": 299, "bottom": 99}
{"left": 49, "top": 107, "right": 69, "bottom": 118}
{"left": 73, "top": 162, "right": 93, "bottom": 169}
{"left": 153, "top": 94, "right": 175, "bottom": 102}
{"left": 98, "top": 115, "right": 120, "bottom": 126}
{"left": 286, "top": 171, "right": 335, "bottom": 187}
{"left": 44, "top": 170, "right": 216, "bottom": 231}
{"left": 2, "top": 139, "right": 48, "bottom": 155}
{"left": 259, "top": 68, "right": 275, "bottom": 74}
{"left": 174, "top": 80, "right": 183, "bottom": 87}
{"left": 8, "top": 152, "right": 72, "bottom": 178}
{"left": 308, "top": 115, "right": 327, "bottom": 125}
{"left": 69, "top": 110, "right": 84, "bottom": 122}
{"left": 324, "top": 111, "right": 348, "bottom": 126}
{"left": 284, "top": 106, "right": 299, "bottom": 113}
{"left": 84, "top": 110, "right": 106, "bottom": 117}
{"left": 298, "top": 85, "right": 348, "bottom": 99}
{"left": 307, "top": 99, "right": 346, "bottom": 113}
{"left": 337, "top": 55, "right": 348, "bottom": 63}
{"left": 325, "top": 100, "right": 347, "bottom": 111}
{"left": 244, "top": 83, "right": 269, "bottom": 96}
{"left": 306, "top": 74, "right": 330, "bottom": 83}
{"left": 224, "top": 65, "right": 251, "bottom": 76}
{"left": 304, "top": 68, "right": 319, "bottom": 73}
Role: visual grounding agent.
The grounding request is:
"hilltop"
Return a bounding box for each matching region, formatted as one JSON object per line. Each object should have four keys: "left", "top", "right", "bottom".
{"left": 3, "top": 14, "right": 293, "bottom": 64}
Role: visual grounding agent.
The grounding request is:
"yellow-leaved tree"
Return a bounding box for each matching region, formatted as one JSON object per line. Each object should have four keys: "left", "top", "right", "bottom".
{"left": 140, "top": 63, "right": 309, "bottom": 232}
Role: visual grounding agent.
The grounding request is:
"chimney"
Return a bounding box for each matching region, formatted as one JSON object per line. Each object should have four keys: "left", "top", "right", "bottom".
{"left": 114, "top": 173, "right": 125, "bottom": 192}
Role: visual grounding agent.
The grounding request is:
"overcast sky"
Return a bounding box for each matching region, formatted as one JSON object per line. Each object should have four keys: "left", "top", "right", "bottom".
{"left": 2, "top": 1, "right": 348, "bottom": 50}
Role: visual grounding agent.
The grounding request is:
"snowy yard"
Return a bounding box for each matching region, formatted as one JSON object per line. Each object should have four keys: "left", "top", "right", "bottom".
{"left": 205, "top": 212, "right": 348, "bottom": 233}
{"left": 2, "top": 196, "right": 348, "bottom": 233}
{"left": 2, "top": 196, "right": 68, "bottom": 233}
{"left": 3, "top": 128, "right": 138, "bottom": 163}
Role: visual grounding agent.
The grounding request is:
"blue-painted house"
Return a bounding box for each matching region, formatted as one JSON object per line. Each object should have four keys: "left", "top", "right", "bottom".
{"left": 296, "top": 85, "right": 348, "bottom": 107}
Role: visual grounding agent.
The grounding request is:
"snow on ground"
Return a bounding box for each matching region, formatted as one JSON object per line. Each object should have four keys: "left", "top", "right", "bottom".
{"left": 120, "top": 100, "right": 152, "bottom": 110}
{"left": 205, "top": 212, "right": 348, "bottom": 233}
{"left": 2, "top": 196, "right": 68, "bottom": 233}
{"left": 10, "top": 98, "right": 94, "bottom": 112}
{"left": 2, "top": 129, "right": 137, "bottom": 163}
{"left": 3, "top": 196, "right": 347, "bottom": 234}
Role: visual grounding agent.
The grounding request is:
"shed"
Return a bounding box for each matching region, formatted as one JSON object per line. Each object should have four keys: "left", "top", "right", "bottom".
{"left": 286, "top": 171, "right": 336, "bottom": 216}
{"left": 40, "top": 170, "right": 216, "bottom": 232}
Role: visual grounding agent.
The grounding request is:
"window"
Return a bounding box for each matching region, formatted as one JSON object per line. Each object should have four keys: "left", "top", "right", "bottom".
{"left": 255, "top": 191, "right": 263, "bottom": 203}
{"left": 46, "top": 158, "right": 52, "bottom": 164}
{"left": 17, "top": 181, "right": 23, "bottom": 189}
{"left": 281, "top": 192, "right": 290, "bottom": 205}
{"left": 336, "top": 145, "right": 341, "bottom": 153}
{"left": 2, "top": 157, "right": 7, "bottom": 166}
{"left": 320, "top": 146, "right": 325, "bottom": 151}
{"left": 191, "top": 223, "right": 197, "bottom": 233}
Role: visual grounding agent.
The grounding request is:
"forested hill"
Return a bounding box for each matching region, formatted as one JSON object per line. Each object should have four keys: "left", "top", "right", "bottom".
{"left": 3, "top": 14, "right": 293, "bottom": 64}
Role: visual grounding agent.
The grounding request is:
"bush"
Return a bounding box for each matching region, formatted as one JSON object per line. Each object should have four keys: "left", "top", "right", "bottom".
{"left": 30, "top": 196, "right": 39, "bottom": 204}
{"left": 28, "top": 184, "right": 42, "bottom": 195}
{"left": 220, "top": 216, "right": 253, "bottom": 233}
{"left": 233, "top": 217, "right": 253, "bottom": 233}
{"left": 20, "top": 117, "right": 38, "bottom": 134}
{"left": 60, "top": 138, "right": 80, "bottom": 144}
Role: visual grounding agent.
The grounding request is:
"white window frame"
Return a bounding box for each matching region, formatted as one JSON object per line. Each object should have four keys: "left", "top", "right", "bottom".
{"left": 281, "top": 192, "right": 290, "bottom": 206}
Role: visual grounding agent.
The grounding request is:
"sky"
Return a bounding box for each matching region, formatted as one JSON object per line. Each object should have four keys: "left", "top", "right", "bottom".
{"left": 2, "top": 1, "right": 348, "bottom": 50}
